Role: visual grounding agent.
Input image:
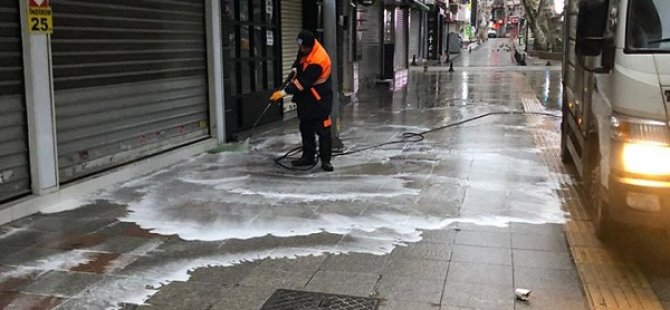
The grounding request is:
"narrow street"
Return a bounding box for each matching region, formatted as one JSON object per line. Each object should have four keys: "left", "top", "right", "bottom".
{"left": 0, "top": 39, "right": 664, "bottom": 309}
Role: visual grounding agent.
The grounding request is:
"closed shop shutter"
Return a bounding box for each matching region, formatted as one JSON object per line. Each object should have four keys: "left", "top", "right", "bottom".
{"left": 0, "top": 1, "right": 30, "bottom": 202}
{"left": 51, "top": 0, "right": 210, "bottom": 183}
{"left": 280, "top": 0, "right": 302, "bottom": 112}
{"left": 358, "top": 1, "right": 382, "bottom": 81}
{"left": 394, "top": 8, "right": 407, "bottom": 71}
{"left": 408, "top": 9, "right": 421, "bottom": 64}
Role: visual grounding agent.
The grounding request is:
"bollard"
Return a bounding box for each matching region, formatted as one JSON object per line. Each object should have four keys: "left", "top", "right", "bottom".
{"left": 411, "top": 55, "right": 417, "bottom": 66}
{"left": 448, "top": 61, "right": 454, "bottom": 72}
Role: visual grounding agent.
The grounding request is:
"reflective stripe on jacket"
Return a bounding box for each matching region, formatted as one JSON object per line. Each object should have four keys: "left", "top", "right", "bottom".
{"left": 285, "top": 40, "right": 333, "bottom": 120}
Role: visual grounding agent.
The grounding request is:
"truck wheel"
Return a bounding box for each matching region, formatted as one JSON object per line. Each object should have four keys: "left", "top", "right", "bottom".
{"left": 591, "top": 157, "right": 614, "bottom": 240}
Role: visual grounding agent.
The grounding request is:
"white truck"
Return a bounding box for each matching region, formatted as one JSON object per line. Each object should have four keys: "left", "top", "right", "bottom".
{"left": 562, "top": 0, "right": 670, "bottom": 238}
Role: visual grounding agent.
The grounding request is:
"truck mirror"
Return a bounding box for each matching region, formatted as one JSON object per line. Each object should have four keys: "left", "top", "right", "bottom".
{"left": 575, "top": 0, "right": 609, "bottom": 56}
{"left": 601, "top": 37, "right": 615, "bottom": 71}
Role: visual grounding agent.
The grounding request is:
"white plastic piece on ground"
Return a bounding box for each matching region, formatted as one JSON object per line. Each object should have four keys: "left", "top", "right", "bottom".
{"left": 515, "top": 288, "right": 532, "bottom": 301}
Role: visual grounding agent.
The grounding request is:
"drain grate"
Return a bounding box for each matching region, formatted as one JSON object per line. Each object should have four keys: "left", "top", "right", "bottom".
{"left": 260, "top": 289, "right": 379, "bottom": 310}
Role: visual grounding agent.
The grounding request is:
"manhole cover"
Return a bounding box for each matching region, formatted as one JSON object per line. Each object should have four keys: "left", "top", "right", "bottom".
{"left": 260, "top": 289, "right": 379, "bottom": 310}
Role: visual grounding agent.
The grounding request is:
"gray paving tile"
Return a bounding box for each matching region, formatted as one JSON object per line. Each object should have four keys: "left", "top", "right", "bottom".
{"left": 0, "top": 230, "right": 64, "bottom": 248}
{"left": 513, "top": 267, "right": 582, "bottom": 294}
{"left": 255, "top": 255, "right": 327, "bottom": 272}
{"left": 455, "top": 231, "right": 511, "bottom": 248}
{"left": 144, "top": 281, "right": 228, "bottom": 309}
{"left": 321, "top": 253, "right": 388, "bottom": 274}
{"left": 57, "top": 275, "right": 153, "bottom": 309}
{"left": 19, "top": 271, "right": 102, "bottom": 298}
{"left": 273, "top": 232, "right": 343, "bottom": 249}
{"left": 451, "top": 245, "right": 512, "bottom": 265}
{"left": 210, "top": 285, "right": 276, "bottom": 310}
{"left": 154, "top": 239, "right": 227, "bottom": 256}
{"left": 441, "top": 281, "right": 514, "bottom": 310}
{"left": 461, "top": 188, "right": 508, "bottom": 212}
{"left": 239, "top": 268, "right": 314, "bottom": 290}
{"left": 24, "top": 216, "right": 116, "bottom": 234}
{"left": 390, "top": 242, "right": 452, "bottom": 261}
{"left": 455, "top": 223, "right": 510, "bottom": 234}
{"left": 0, "top": 247, "right": 64, "bottom": 266}
{"left": 446, "top": 262, "right": 513, "bottom": 286}
{"left": 47, "top": 201, "right": 127, "bottom": 220}
{"left": 0, "top": 292, "right": 67, "bottom": 310}
{"left": 88, "top": 235, "right": 156, "bottom": 254}
{"left": 0, "top": 267, "right": 42, "bottom": 292}
{"left": 377, "top": 300, "right": 440, "bottom": 310}
{"left": 513, "top": 286, "right": 587, "bottom": 309}
{"left": 381, "top": 257, "right": 449, "bottom": 280}
{"left": 304, "top": 271, "right": 379, "bottom": 296}
{"left": 374, "top": 276, "right": 443, "bottom": 304}
{"left": 512, "top": 249, "right": 575, "bottom": 270}
{"left": 418, "top": 229, "right": 457, "bottom": 244}
{"left": 187, "top": 262, "right": 259, "bottom": 285}
{"left": 512, "top": 233, "right": 568, "bottom": 252}
{"left": 510, "top": 223, "right": 563, "bottom": 237}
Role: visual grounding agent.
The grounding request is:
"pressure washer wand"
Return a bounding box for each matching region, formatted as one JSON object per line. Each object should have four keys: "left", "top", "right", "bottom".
{"left": 248, "top": 71, "right": 297, "bottom": 142}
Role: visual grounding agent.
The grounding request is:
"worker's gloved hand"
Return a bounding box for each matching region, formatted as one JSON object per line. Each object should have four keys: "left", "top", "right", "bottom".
{"left": 270, "top": 90, "right": 287, "bottom": 102}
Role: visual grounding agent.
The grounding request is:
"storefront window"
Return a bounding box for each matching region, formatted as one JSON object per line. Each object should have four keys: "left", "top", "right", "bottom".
{"left": 240, "top": 25, "right": 250, "bottom": 58}
{"left": 222, "top": 0, "right": 235, "bottom": 20}
{"left": 266, "top": 60, "right": 274, "bottom": 89}
{"left": 252, "top": 0, "right": 262, "bottom": 23}
{"left": 384, "top": 9, "right": 394, "bottom": 44}
{"left": 240, "top": 62, "right": 251, "bottom": 94}
{"left": 239, "top": 0, "right": 249, "bottom": 22}
{"left": 222, "top": 0, "right": 279, "bottom": 98}
{"left": 253, "top": 26, "right": 264, "bottom": 57}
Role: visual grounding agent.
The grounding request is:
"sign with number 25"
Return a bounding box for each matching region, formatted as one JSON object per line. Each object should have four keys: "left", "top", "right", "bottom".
{"left": 28, "top": 0, "right": 53, "bottom": 34}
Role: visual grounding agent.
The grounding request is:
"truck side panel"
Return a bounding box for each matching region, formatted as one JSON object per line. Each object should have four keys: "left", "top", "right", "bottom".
{"left": 563, "top": 0, "right": 596, "bottom": 177}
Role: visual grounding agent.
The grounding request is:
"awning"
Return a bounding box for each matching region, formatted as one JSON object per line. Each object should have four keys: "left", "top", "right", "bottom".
{"left": 412, "top": 0, "right": 430, "bottom": 11}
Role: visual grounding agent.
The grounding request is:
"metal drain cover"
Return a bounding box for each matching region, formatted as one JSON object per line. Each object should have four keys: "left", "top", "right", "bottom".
{"left": 260, "top": 289, "right": 379, "bottom": 310}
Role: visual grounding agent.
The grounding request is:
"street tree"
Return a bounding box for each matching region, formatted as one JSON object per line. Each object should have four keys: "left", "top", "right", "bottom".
{"left": 521, "top": 0, "right": 551, "bottom": 50}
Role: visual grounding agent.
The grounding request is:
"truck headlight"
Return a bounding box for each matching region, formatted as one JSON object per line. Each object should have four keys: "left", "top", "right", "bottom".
{"left": 622, "top": 143, "right": 670, "bottom": 175}
{"left": 612, "top": 115, "right": 670, "bottom": 175}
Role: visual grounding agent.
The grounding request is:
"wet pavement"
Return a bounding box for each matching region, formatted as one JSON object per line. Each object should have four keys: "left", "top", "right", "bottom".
{"left": 0, "top": 39, "right": 597, "bottom": 309}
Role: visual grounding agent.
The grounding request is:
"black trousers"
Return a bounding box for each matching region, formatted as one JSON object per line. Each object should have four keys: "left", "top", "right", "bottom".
{"left": 299, "top": 117, "right": 332, "bottom": 164}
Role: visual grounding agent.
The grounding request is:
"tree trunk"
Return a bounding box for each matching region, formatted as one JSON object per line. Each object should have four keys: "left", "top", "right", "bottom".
{"left": 531, "top": 19, "right": 549, "bottom": 50}
{"left": 521, "top": 0, "right": 549, "bottom": 50}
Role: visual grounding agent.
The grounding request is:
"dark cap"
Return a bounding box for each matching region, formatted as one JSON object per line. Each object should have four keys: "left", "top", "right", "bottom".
{"left": 297, "top": 30, "right": 316, "bottom": 47}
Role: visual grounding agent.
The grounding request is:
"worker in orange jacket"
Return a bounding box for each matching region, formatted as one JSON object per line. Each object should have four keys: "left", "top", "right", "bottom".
{"left": 271, "top": 30, "right": 334, "bottom": 172}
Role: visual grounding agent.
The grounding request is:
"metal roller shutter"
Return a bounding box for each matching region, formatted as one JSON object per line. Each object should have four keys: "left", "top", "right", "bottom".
{"left": 0, "top": 1, "right": 30, "bottom": 202}
{"left": 281, "top": 0, "right": 302, "bottom": 112}
{"left": 358, "top": 1, "right": 382, "bottom": 81}
{"left": 394, "top": 8, "right": 407, "bottom": 71}
{"left": 51, "top": 0, "right": 210, "bottom": 183}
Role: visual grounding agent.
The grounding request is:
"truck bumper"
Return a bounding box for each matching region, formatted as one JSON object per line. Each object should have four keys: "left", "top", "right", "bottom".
{"left": 608, "top": 175, "right": 670, "bottom": 228}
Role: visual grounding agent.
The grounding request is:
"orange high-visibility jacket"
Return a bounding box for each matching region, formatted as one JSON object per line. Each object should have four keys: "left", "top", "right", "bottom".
{"left": 285, "top": 40, "right": 333, "bottom": 121}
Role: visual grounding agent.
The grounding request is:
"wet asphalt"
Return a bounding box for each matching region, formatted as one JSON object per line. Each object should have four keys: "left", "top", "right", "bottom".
{"left": 0, "top": 39, "right": 599, "bottom": 310}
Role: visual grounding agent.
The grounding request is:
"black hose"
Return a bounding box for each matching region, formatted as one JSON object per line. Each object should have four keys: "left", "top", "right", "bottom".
{"left": 269, "top": 110, "right": 561, "bottom": 172}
